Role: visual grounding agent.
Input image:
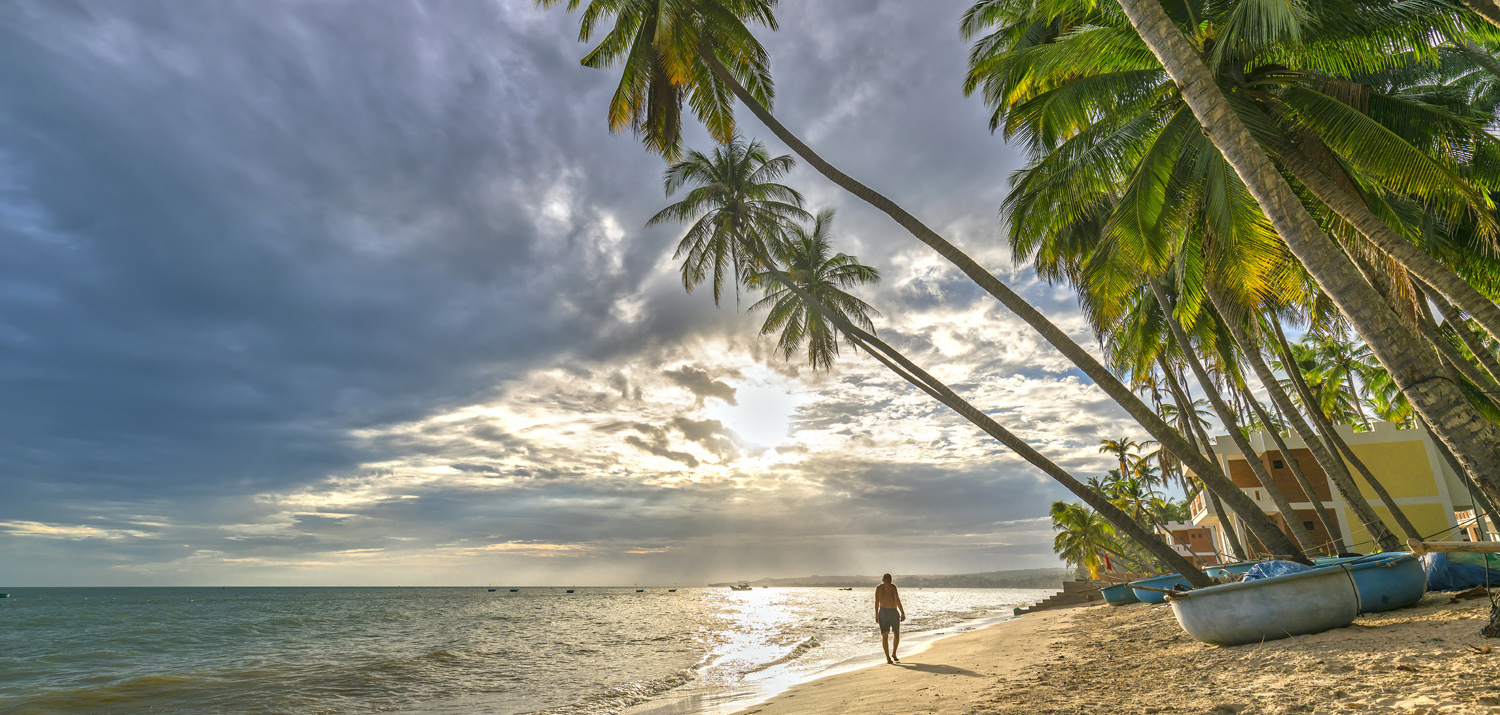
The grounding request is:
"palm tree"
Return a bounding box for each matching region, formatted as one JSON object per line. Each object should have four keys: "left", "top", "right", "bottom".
{"left": 534, "top": 0, "right": 778, "bottom": 160}
{"left": 1098, "top": 437, "right": 1143, "bottom": 485}
{"left": 748, "top": 209, "right": 880, "bottom": 370}
{"left": 961, "top": 0, "right": 1500, "bottom": 508}
{"left": 544, "top": 0, "right": 1310, "bottom": 562}
{"left": 648, "top": 137, "right": 809, "bottom": 305}
{"left": 652, "top": 139, "right": 1216, "bottom": 584}
{"left": 1105, "top": 0, "right": 1500, "bottom": 508}
{"left": 1050, "top": 501, "right": 1118, "bottom": 578}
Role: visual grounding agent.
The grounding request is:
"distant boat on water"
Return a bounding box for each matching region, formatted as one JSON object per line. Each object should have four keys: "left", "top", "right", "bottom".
{"left": 636, "top": 589, "right": 644, "bottom": 592}
{"left": 667, "top": 589, "right": 677, "bottom": 592}
{"left": 509, "top": 589, "right": 519, "bottom": 592}
{"left": 566, "top": 589, "right": 575, "bottom": 593}
{"left": 838, "top": 587, "right": 853, "bottom": 591}
{"left": 729, "top": 583, "right": 752, "bottom": 591}
{"left": 488, "top": 588, "right": 496, "bottom": 592}
{"left": 0, "top": 593, "right": 8, "bottom": 598}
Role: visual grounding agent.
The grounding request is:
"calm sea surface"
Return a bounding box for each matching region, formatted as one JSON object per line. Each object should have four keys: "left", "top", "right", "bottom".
{"left": 0, "top": 586, "right": 1050, "bottom": 715}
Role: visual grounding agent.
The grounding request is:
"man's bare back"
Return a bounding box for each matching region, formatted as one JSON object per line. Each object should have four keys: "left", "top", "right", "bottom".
{"left": 874, "top": 574, "right": 905, "bottom": 664}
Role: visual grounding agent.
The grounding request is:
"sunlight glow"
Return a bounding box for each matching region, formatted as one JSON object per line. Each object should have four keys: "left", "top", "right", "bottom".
{"left": 706, "top": 376, "right": 802, "bottom": 447}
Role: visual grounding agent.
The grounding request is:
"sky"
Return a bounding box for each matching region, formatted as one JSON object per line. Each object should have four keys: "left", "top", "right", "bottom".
{"left": 0, "top": 0, "right": 1159, "bottom": 586}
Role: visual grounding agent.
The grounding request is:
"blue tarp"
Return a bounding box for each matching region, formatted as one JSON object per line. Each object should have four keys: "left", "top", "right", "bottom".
{"left": 1421, "top": 552, "right": 1500, "bottom": 592}
{"left": 1241, "top": 560, "right": 1314, "bottom": 582}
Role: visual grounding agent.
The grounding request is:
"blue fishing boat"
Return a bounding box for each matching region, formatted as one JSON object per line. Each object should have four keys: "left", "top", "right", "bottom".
{"left": 1101, "top": 583, "right": 1139, "bottom": 606}
{"left": 1343, "top": 553, "right": 1426, "bottom": 613}
{"left": 1129, "top": 573, "right": 1194, "bottom": 604}
{"left": 1168, "top": 565, "right": 1360, "bottom": 645}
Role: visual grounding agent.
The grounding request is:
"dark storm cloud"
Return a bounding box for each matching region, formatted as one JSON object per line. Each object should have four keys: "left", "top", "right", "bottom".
{"left": 662, "top": 366, "right": 738, "bottom": 405}
{"left": 0, "top": 1, "right": 724, "bottom": 505}
{"left": 0, "top": 0, "right": 1145, "bottom": 585}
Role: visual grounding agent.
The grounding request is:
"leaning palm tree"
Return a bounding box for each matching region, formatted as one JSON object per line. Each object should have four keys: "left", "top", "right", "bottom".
{"left": 748, "top": 209, "right": 879, "bottom": 370}
{"left": 648, "top": 136, "right": 809, "bottom": 305}
{"left": 544, "top": 0, "right": 1308, "bottom": 561}
{"left": 651, "top": 140, "right": 1219, "bottom": 583}
{"left": 1102, "top": 0, "right": 1500, "bottom": 504}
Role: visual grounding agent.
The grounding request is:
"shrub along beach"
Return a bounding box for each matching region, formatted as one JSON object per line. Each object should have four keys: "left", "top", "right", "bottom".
{"left": 545, "top": 0, "right": 1500, "bottom": 707}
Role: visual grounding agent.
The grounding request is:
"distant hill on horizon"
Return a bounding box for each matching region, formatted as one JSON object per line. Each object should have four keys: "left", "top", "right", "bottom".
{"left": 708, "top": 567, "right": 1070, "bottom": 590}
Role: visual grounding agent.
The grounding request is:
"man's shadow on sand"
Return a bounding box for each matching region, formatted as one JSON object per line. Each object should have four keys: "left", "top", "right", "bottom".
{"left": 893, "top": 662, "right": 984, "bottom": 677}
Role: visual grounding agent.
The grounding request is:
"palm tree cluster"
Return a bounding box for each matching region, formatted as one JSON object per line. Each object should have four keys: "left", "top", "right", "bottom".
{"left": 541, "top": 0, "right": 1500, "bottom": 587}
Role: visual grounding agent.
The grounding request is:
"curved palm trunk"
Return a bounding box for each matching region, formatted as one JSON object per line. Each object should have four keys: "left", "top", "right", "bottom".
{"left": 1273, "top": 147, "right": 1500, "bottom": 347}
{"left": 1270, "top": 321, "right": 1411, "bottom": 548}
{"left": 697, "top": 42, "right": 1307, "bottom": 563}
{"left": 1160, "top": 356, "right": 1250, "bottom": 561}
{"left": 852, "top": 338, "right": 1201, "bottom": 579}
{"left": 1151, "top": 279, "right": 1318, "bottom": 554}
{"left": 1459, "top": 1, "right": 1500, "bottom": 30}
{"left": 1417, "top": 413, "right": 1500, "bottom": 539}
{"left": 1424, "top": 283, "right": 1500, "bottom": 388}
{"left": 1232, "top": 319, "right": 1375, "bottom": 552}
{"left": 1115, "top": 0, "right": 1500, "bottom": 520}
{"left": 1414, "top": 285, "right": 1500, "bottom": 411}
{"left": 747, "top": 258, "right": 1213, "bottom": 585}
{"left": 1234, "top": 377, "right": 1341, "bottom": 555}
{"left": 1264, "top": 396, "right": 1348, "bottom": 554}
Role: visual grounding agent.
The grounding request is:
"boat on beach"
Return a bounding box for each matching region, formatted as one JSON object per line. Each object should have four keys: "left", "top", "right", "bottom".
{"left": 1101, "top": 583, "right": 1139, "bottom": 606}
{"left": 1128, "top": 573, "right": 1195, "bottom": 604}
{"left": 1168, "top": 565, "right": 1360, "bottom": 645}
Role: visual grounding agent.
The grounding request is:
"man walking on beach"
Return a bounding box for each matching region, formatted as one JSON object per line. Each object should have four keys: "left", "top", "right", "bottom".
{"left": 875, "top": 573, "right": 905, "bottom": 664}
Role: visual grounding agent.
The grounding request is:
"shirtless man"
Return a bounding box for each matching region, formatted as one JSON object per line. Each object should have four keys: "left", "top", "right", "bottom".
{"left": 874, "top": 573, "right": 905, "bottom": 664}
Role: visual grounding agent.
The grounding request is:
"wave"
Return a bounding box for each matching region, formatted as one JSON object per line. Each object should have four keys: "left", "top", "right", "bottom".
{"left": 527, "top": 666, "right": 700, "bottom": 715}
{"left": 742, "top": 636, "right": 821, "bottom": 675}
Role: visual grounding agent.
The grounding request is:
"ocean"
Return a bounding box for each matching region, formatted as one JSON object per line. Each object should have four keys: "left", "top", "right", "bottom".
{"left": 0, "top": 586, "right": 1051, "bottom": 714}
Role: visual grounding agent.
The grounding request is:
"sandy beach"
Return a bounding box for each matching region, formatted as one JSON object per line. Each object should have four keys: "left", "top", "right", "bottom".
{"left": 730, "top": 595, "right": 1500, "bottom": 715}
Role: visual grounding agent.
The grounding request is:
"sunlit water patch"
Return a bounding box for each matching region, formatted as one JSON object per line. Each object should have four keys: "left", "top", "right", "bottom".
{"left": 0, "top": 586, "right": 1051, "bottom": 714}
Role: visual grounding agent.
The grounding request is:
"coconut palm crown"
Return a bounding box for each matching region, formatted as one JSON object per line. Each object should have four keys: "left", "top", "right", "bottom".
{"left": 749, "top": 209, "right": 881, "bottom": 370}
{"left": 648, "top": 137, "right": 810, "bottom": 305}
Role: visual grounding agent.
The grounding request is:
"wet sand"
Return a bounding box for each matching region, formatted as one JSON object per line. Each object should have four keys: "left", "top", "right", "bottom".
{"left": 729, "top": 594, "right": 1500, "bottom": 715}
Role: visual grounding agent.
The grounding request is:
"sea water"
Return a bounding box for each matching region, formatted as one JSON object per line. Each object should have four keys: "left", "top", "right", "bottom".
{"left": 0, "top": 586, "right": 1049, "bottom": 714}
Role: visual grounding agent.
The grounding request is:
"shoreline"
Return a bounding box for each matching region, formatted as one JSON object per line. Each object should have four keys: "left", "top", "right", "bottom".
{"left": 622, "top": 596, "right": 1059, "bottom": 715}
{"left": 712, "top": 605, "right": 1083, "bottom": 715}
{"left": 709, "top": 594, "right": 1499, "bottom": 715}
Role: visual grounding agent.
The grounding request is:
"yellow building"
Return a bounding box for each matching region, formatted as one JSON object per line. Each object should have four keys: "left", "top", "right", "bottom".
{"left": 1187, "top": 421, "right": 1494, "bottom": 556}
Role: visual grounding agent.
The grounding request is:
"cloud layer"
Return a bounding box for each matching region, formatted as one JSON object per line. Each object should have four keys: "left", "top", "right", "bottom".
{"left": 0, "top": 0, "right": 1150, "bottom": 586}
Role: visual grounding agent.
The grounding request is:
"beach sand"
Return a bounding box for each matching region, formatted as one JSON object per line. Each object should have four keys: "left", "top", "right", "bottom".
{"left": 729, "top": 594, "right": 1500, "bottom": 714}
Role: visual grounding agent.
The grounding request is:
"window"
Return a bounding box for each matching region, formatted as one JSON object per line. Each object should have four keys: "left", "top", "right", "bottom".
{"left": 1273, "top": 460, "right": 1284, "bottom": 469}
{"left": 1304, "top": 521, "right": 1316, "bottom": 532}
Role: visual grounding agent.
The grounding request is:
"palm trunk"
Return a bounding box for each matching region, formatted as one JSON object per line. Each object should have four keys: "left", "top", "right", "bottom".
{"left": 1270, "top": 321, "right": 1413, "bottom": 548}
{"left": 1151, "top": 279, "right": 1317, "bottom": 554}
{"left": 698, "top": 42, "right": 1307, "bottom": 561}
{"left": 1424, "top": 282, "right": 1500, "bottom": 388}
{"left": 1235, "top": 375, "right": 1342, "bottom": 556}
{"left": 1417, "top": 413, "right": 1499, "bottom": 540}
{"left": 1161, "top": 356, "right": 1250, "bottom": 561}
{"left": 1266, "top": 397, "right": 1348, "bottom": 553}
{"left": 1272, "top": 146, "right": 1500, "bottom": 347}
{"left": 1114, "top": 0, "right": 1500, "bottom": 519}
{"left": 849, "top": 336, "right": 1211, "bottom": 585}
{"left": 745, "top": 258, "right": 1214, "bottom": 586}
{"left": 1458, "top": 3, "right": 1500, "bottom": 32}
{"left": 1413, "top": 284, "right": 1500, "bottom": 412}
{"left": 1215, "top": 308, "right": 1367, "bottom": 554}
